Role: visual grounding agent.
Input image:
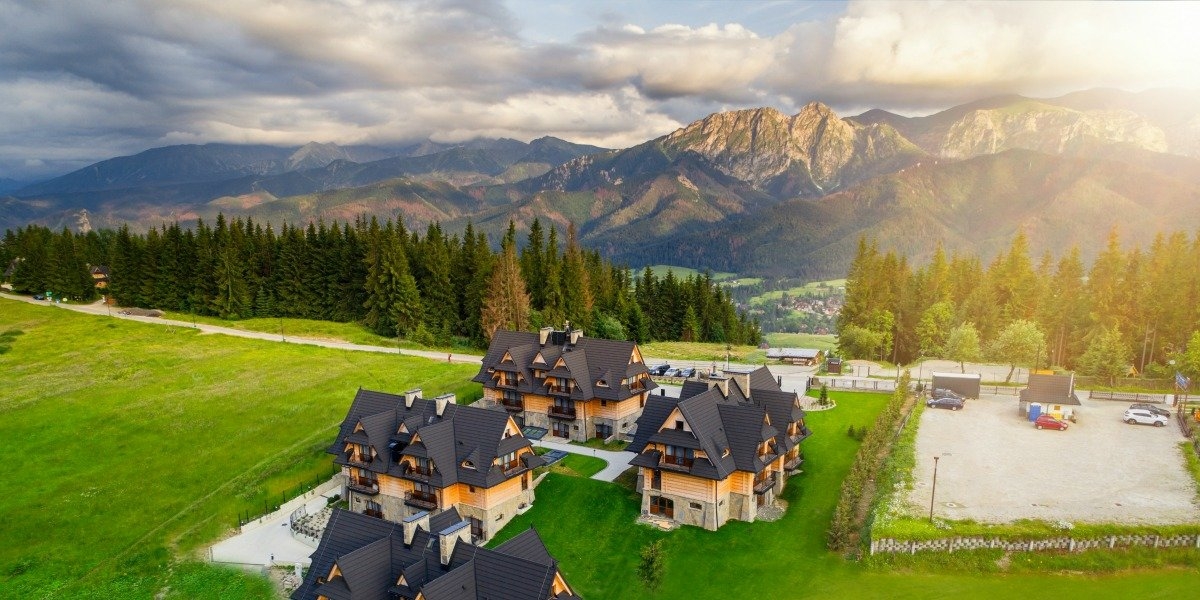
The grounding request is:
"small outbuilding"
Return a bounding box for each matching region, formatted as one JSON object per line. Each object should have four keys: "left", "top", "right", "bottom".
{"left": 931, "top": 372, "right": 981, "bottom": 399}
{"left": 825, "top": 356, "right": 842, "bottom": 374}
{"left": 1019, "top": 373, "right": 1081, "bottom": 420}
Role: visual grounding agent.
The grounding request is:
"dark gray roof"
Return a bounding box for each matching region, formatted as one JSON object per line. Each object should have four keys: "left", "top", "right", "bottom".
{"left": 1020, "top": 373, "right": 1081, "bottom": 406}
{"left": 473, "top": 329, "right": 656, "bottom": 402}
{"left": 293, "top": 510, "right": 580, "bottom": 600}
{"left": 329, "top": 388, "right": 535, "bottom": 490}
{"left": 629, "top": 367, "right": 806, "bottom": 481}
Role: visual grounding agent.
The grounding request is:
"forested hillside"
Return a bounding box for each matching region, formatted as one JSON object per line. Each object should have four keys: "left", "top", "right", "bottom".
{"left": 1, "top": 218, "right": 759, "bottom": 348}
{"left": 837, "top": 228, "right": 1200, "bottom": 383}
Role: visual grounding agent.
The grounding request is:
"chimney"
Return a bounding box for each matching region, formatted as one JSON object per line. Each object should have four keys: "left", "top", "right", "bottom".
{"left": 708, "top": 375, "right": 729, "bottom": 397}
{"left": 539, "top": 326, "right": 553, "bottom": 345}
{"left": 402, "top": 510, "right": 430, "bottom": 546}
{"left": 434, "top": 393, "right": 455, "bottom": 417}
{"left": 404, "top": 389, "right": 422, "bottom": 409}
{"left": 438, "top": 520, "right": 472, "bottom": 565}
{"left": 568, "top": 328, "right": 583, "bottom": 345}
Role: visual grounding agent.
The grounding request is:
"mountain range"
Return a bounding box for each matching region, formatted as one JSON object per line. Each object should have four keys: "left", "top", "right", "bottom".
{"left": 5, "top": 88, "right": 1200, "bottom": 278}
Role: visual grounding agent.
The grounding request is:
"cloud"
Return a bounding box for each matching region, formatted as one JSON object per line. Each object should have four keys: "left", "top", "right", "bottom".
{"left": 1, "top": 0, "right": 1198, "bottom": 181}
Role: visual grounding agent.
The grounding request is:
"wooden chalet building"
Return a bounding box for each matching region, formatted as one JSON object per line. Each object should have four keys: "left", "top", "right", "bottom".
{"left": 293, "top": 507, "right": 581, "bottom": 600}
{"left": 330, "top": 388, "right": 546, "bottom": 543}
{"left": 628, "top": 367, "right": 811, "bottom": 530}
{"left": 473, "top": 326, "right": 657, "bottom": 442}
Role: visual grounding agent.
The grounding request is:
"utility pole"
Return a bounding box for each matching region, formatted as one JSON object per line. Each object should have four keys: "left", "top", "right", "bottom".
{"left": 929, "top": 455, "right": 941, "bottom": 522}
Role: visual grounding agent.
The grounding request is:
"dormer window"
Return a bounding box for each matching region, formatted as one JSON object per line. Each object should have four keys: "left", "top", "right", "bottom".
{"left": 596, "top": 378, "right": 609, "bottom": 388}
{"left": 674, "top": 420, "right": 684, "bottom": 431}
{"left": 461, "top": 460, "right": 475, "bottom": 469}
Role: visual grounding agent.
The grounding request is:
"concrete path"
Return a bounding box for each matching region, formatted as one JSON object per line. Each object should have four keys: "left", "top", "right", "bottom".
{"left": 210, "top": 488, "right": 338, "bottom": 569}
{"left": 531, "top": 438, "right": 636, "bottom": 482}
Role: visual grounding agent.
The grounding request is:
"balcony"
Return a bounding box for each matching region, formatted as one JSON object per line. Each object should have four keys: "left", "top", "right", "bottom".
{"left": 501, "top": 460, "right": 525, "bottom": 477}
{"left": 547, "top": 385, "right": 572, "bottom": 397}
{"left": 404, "top": 491, "right": 438, "bottom": 511}
{"left": 547, "top": 405, "right": 577, "bottom": 420}
{"left": 499, "top": 398, "right": 524, "bottom": 412}
{"left": 347, "top": 477, "right": 379, "bottom": 496}
{"left": 660, "top": 454, "right": 694, "bottom": 472}
{"left": 784, "top": 455, "right": 805, "bottom": 471}
{"left": 789, "top": 426, "right": 812, "bottom": 444}
{"left": 403, "top": 464, "right": 435, "bottom": 482}
{"left": 363, "top": 508, "right": 383, "bottom": 519}
{"left": 753, "top": 474, "right": 777, "bottom": 495}
{"left": 347, "top": 453, "right": 372, "bottom": 467}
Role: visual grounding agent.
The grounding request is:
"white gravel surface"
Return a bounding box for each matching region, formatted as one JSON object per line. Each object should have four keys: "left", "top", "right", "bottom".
{"left": 906, "top": 395, "right": 1200, "bottom": 524}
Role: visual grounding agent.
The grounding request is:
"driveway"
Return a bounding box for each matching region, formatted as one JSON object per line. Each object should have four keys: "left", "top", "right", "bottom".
{"left": 907, "top": 394, "right": 1198, "bottom": 524}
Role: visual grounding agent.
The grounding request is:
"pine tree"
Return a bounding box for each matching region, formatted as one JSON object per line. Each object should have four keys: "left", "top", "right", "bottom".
{"left": 480, "top": 240, "right": 531, "bottom": 341}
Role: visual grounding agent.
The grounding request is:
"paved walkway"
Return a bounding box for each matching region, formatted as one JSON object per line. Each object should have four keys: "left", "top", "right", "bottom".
{"left": 210, "top": 487, "right": 339, "bottom": 568}
{"left": 531, "top": 438, "right": 636, "bottom": 482}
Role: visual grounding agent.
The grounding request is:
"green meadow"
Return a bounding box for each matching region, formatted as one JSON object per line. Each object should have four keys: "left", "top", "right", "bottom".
{"left": 0, "top": 299, "right": 479, "bottom": 598}
{"left": 2, "top": 300, "right": 1197, "bottom": 599}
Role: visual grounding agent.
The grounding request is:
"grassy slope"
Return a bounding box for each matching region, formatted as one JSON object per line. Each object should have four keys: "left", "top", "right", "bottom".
{"left": 493, "top": 391, "right": 1200, "bottom": 599}
{"left": 0, "top": 299, "right": 480, "bottom": 598}
{"left": 765, "top": 332, "right": 838, "bottom": 352}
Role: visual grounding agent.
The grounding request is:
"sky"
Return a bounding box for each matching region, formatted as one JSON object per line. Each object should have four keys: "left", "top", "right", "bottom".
{"left": 1, "top": 0, "right": 1198, "bottom": 181}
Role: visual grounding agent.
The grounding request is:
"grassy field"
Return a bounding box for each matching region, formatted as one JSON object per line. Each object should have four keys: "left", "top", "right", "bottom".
{"left": 156, "top": 310, "right": 477, "bottom": 351}
{"left": 0, "top": 299, "right": 481, "bottom": 599}
{"left": 747, "top": 278, "right": 846, "bottom": 305}
{"left": 639, "top": 340, "right": 767, "bottom": 363}
{"left": 492, "top": 390, "right": 1200, "bottom": 599}
{"left": 645, "top": 265, "right": 737, "bottom": 281}
{"left": 765, "top": 332, "right": 838, "bottom": 352}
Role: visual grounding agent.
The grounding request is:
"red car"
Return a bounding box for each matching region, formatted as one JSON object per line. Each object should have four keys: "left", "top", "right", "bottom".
{"left": 1034, "top": 414, "right": 1068, "bottom": 430}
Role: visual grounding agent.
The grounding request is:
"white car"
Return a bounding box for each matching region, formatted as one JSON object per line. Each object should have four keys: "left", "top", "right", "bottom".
{"left": 1123, "top": 408, "right": 1168, "bottom": 427}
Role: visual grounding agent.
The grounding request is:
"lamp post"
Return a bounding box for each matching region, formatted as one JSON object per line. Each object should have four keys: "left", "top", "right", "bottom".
{"left": 926, "top": 456, "right": 936, "bottom": 523}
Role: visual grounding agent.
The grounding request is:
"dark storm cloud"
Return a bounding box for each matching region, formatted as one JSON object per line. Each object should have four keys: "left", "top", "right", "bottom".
{"left": 1, "top": 0, "right": 1196, "bottom": 180}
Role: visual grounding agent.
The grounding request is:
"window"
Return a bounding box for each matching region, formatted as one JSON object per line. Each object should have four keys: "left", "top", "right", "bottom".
{"left": 674, "top": 420, "right": 684, "bottom": 431}
{"left": 689, "top": 502, "right": 702, "bottom": 510}
{"left": 468, "top": 485, "right": 476, "bottom": 493}
{"left": 600, "top": 399, "right": 608, "bottom": 407}
{"left": 664, "top": 445, "right": 694, "bottom": 467}
{"left": 364, "top": 500, "right": 383, "bottom": 519}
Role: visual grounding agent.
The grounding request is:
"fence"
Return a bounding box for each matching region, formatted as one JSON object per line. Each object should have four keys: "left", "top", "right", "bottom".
{"left": 236, "top": 469, "right": 341, "bottom": 532}
{"left": 1074, "top": 376, "right": 1174, "bottom": 391}
{"left": 871, "top": 533, "right": 1200, "bottom": 555}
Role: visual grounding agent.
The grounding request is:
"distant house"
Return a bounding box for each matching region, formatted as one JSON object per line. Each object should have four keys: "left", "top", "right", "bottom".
{"left": 628, "top": 367, "right": 811, "bottom": 531}
{"left": 1019, "top": 373, "right": 1081, "bottom": 420}
{"left": 89, "top": 265, "right": 110, "bottom": 289}
{"left": 329, "top": 388, "right": 545, "bottom": 544}
{"left": 292, "top": 508, "right": 581, "bottom": 600}
{"left": 766, "top": 347, "right": 825, "bottom": 366}
{"left": 473, "top": 326, "right": 657, "bottom": 442}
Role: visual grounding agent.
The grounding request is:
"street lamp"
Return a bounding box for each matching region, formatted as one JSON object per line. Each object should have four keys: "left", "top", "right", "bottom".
{"left": 928, "top": 455, "right": 940, "bottom": 522}
{"left": 928, "top": 452, "right": 950, "bottom": 522}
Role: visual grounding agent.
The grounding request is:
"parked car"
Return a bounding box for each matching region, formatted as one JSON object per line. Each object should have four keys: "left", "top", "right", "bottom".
{"left": 1128, "top": 403, "right": 1170, "bottom": 417}
{"left": 926, "top": 396, "right": 965, "bottom": 411}
{"left": 678, "top": 367, "right": 696, "bottom": 378}
{"left": 1123, "top": 408, "right": 1168, "bottom": 427}
{"left": 1034, "top": 414, "right": 1068, "bottom": 430}
{"left": 665, "top": 368, "right": 682, "bottom": 378}
{"left": 649, "top": 364, "right": 672, "bottom": 376}
{"left": 31, "top": 294, "right": 44, "bottom": 300}
{"left": 930, "top": 388, "right": 965, "bottom": 401}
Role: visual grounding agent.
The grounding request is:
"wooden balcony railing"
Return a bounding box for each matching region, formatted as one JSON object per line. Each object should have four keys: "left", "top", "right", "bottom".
{"left": 660, "top": 455, "right": 693, "bottom": 472}
{"left": 784, "top": 455, "right": 805, "bottom": 471}
{"left": 347, "top": 453, "right": 372, "bottom": 467}
{"left": 547, "top": 385, "right": 572, "bottom": 396}
{"left": 404, "top": 491, "right": 438, "bottom": 511}
{"left": 403, "top": 464, "right": 435, "bottom": 482}
{"left": 501, "top": 459, "right": 523, "bottom": 476}
{"left": 500, "top": 398, "right": 524, "bottom": 412}
{"left": 363, "top": 509, "right": 383, "bottom": 519}
{"left": 547, "top": 405, "right": 577, "bottom": 420}
{"left": 753, "top": 474, "right": 777, "bottom": 495}
{"left": 347, "top": 477, "right": 379, "bottom": 495}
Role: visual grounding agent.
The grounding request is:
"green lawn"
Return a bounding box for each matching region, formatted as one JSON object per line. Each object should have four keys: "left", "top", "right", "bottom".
{"left": 765, "top": 331, "right": 838, "bottom": 352}
{"left": 644, "top": 265, "right": 737, "bottom": 281}
{"left": 554, "top": 454, "right": 608, "bottom": 479}
{"left": 493, "top": 390, "right": 1200, "bottom": 598}
{"left": 0, "top": 299, "right": 481, "bottom": 598}
{"left": 639, "top": 340, "right": 766, "bottom": 363}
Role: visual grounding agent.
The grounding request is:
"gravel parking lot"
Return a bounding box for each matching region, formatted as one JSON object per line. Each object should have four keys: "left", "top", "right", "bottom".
{"left": 906, "top": 395, "right": 1199, "bottom": 524}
